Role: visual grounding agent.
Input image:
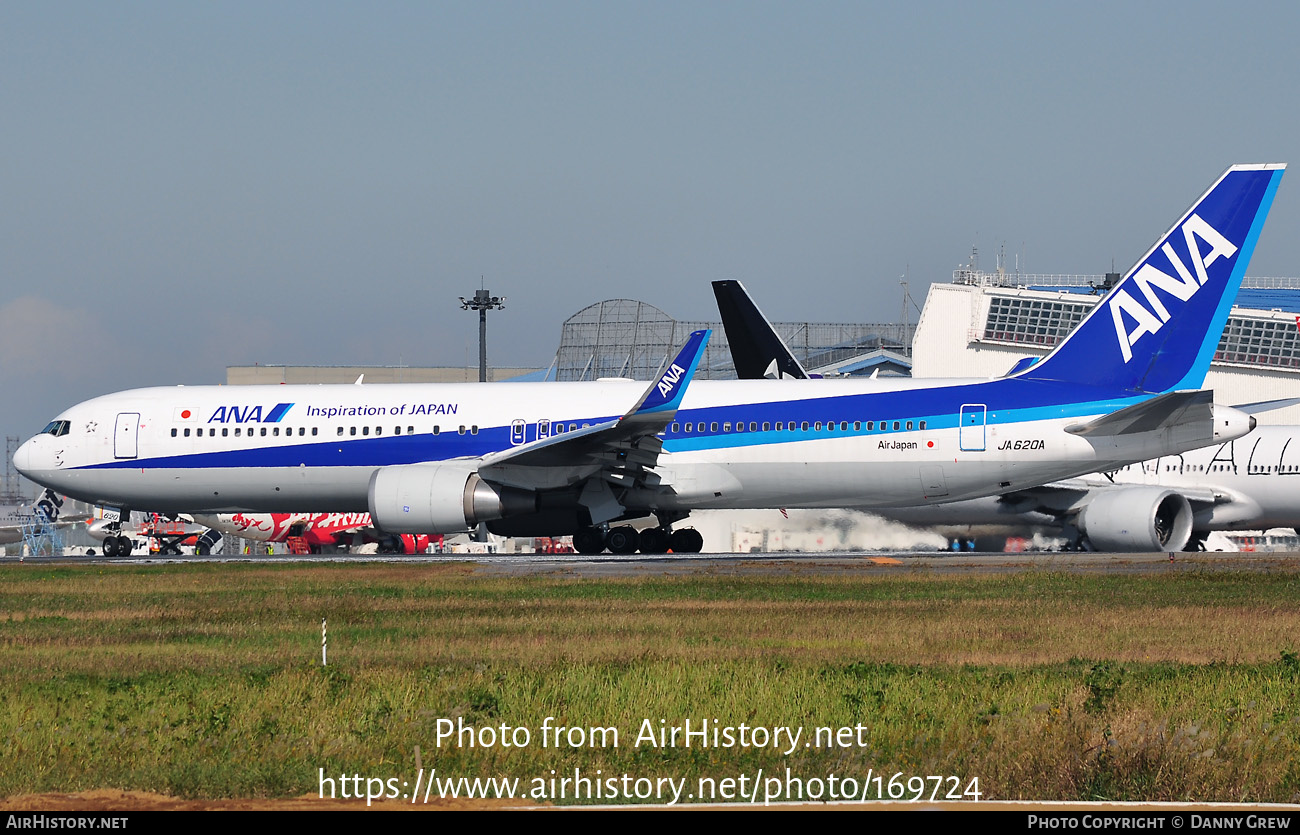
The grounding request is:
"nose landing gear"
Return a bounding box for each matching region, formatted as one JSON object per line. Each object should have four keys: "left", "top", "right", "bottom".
{"left": 101, "top": 534, "right": 134, "bottom": 558}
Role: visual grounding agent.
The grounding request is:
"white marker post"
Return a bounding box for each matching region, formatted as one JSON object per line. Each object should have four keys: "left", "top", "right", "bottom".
{"left": 322, "top": 618, "right": 328, "bottom": 666}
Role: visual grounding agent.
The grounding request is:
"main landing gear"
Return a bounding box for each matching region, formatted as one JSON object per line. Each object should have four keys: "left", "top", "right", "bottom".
{"left": 101, "top": 535, "right": 135, "bottom": 558}
{"left": 572, "top": 522, "right": 705, "bottom": 555}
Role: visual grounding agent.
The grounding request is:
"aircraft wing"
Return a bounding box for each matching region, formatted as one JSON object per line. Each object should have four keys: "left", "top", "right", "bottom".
{"left": 475, "top": 330, "right": 711, "bottom": 496}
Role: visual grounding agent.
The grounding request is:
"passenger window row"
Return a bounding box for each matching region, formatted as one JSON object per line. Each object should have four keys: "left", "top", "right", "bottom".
{"left": 336, "top": 425, "right": 420, "bottom": 437}
{"left": 667, "top": 419, "right": 926, "bottom": 435}
{"left": 172, "top": 426, "right": 322, "bottom": 438}
{"left": 170, "top": 425, "right": 439, "bottom": 438}
{"left": 171, "top": 418, "right": 928, "bottom": 441}
{"left": 170, "top": 424, "right": 473, "bottom": 439}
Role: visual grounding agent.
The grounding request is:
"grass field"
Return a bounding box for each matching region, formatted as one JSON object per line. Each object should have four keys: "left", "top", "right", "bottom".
{"left": 2, "top": 560, "right": 1299, "bottom": 804}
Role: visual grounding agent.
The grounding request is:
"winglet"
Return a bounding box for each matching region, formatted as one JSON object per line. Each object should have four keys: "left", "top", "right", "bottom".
{"left": 624, "top": 329, "right": 711, "bottom": 419}
{"left": 1014, "top": 164, "right": 1285, "bottom": 393}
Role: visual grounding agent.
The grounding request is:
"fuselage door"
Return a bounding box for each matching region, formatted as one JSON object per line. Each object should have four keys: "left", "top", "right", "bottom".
{"left": 959, "top": 404, "right": 987, "bottom": 452}
{"left": 511, "top": 419, "right": 526, "bottom": 446}
{"left": 537, "top": 419, "right": 551, "bottom": 441}
{"left": 920, "top": 464, "right": 949, "bottom": 498}
{"left": 114, "top": 413, "right": 140, "bottom": 459}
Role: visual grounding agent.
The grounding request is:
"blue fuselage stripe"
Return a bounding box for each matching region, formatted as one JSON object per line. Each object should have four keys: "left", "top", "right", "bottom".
{"left": 76, "top": 378, "right": 1149, "bottom": 470}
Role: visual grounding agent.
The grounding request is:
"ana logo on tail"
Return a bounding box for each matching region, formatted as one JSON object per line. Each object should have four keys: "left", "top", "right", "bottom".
{"left": 657, "top": 364, "right": 686, "bottom": 397}
{"left": 1109, "top": 213, "right": 1238, "bottom": 363}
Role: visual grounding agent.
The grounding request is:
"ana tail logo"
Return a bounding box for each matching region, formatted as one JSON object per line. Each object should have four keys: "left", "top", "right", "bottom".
{"left": 1016, "top": 164, "right": 1282, "bottom": 393}
{"left": 1109, "top": 213, "right": 1238, "bottom": 363}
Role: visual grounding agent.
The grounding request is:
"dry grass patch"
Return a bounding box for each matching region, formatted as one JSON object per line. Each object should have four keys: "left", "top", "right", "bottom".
{"left": 4, "top": 562, "right": 1300, "bottom": 801}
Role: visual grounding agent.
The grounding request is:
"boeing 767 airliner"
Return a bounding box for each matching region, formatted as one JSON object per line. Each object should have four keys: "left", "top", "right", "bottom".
{"left": 14, "top": 165, "right": 1284, "bottom": 553}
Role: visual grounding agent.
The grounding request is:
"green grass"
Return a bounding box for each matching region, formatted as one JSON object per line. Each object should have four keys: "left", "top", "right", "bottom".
{"left": 2, "top": 562, "right": 1300, "bottom": 803}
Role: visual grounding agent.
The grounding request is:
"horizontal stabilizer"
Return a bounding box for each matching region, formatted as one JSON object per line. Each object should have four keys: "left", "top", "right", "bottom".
{"left": 1230, "top": 396, "right": 1300, "bottom": 415}
{"left": 1065, "top": 390, "right": 1213, "bottom": 437}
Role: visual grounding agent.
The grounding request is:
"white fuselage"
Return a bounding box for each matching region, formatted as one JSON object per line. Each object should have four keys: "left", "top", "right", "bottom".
{"left": 13, "top": 375, "right": 1252, "bottom": 521}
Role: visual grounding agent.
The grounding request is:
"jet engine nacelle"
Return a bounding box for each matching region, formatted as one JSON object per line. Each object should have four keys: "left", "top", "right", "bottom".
{"left": 1076, "top": 487, "right": 1193, "bottom": 552}
{"left": 367, "top": 463, "right": 536, "bottom": 534}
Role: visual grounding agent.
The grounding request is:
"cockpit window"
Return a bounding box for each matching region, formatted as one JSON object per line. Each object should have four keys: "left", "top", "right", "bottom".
{"left": 41, "top": 420, "right": 71, "bottom": 437}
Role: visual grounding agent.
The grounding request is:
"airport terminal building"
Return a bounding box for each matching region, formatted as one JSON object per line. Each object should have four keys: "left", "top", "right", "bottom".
{"left": 911, "top": 268, "right": 1300, "bottom": 425}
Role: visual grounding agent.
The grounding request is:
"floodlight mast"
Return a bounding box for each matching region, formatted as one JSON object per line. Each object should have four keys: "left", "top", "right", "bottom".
{"left": 459, "top": 287, "right": 506, "bottom": 383}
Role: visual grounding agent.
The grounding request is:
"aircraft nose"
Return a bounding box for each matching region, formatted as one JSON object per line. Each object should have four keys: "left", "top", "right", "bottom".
{"left": 13, "top": 437, "right": 34, "bottom": 476}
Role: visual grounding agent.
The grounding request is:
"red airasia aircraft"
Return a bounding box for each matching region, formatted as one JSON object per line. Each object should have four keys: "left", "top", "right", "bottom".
{"left": 195, "top": 511, "right": 440, "bottom": 555}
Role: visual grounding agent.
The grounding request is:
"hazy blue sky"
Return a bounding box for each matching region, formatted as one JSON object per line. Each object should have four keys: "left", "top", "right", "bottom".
{"left": 3, "top": 1, "right": 1299, "bottom": 444}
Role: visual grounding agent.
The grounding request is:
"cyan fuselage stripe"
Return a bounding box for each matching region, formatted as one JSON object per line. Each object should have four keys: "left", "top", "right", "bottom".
{"left": 265, "top": 403, "right": 294, "bottom": 423}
